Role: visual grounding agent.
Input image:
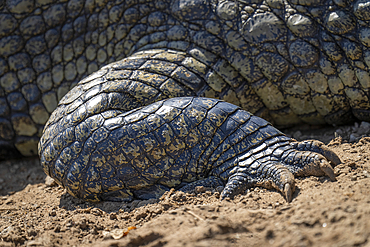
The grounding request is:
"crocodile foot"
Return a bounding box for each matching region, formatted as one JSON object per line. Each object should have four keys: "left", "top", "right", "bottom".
{"left": 220, "top": 140, "right": 340, "bottom": 202}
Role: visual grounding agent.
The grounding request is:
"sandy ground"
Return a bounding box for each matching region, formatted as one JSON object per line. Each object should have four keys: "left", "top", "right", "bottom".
{"left": 0, "top": 123, "right": 370, "bottom": 247}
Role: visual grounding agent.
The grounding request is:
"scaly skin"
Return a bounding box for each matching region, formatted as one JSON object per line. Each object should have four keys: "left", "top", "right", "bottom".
{"left": 39, "top": 97, "right": 341, "bottom": 202}
{"left": 1, "top": 0, "right": 370, "bottom": 158}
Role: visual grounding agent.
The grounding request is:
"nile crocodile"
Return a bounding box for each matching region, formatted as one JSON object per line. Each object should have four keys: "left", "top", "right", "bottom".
{"left": 1, "top": 0, "right": 370, "bottom": 159}
{"left": 39, "top": 97, "right": 340, "bottom": 202}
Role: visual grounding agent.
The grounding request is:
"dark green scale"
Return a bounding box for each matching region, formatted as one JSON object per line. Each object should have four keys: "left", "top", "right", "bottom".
{"left": 39, "top": 97, "right": 340, "bottom": 202}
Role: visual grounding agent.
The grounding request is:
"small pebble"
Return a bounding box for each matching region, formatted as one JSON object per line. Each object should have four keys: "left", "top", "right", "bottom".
{"left": 214, "top": 192, "right": 220, "bottom": 198}
{"left": 358, "top": 121, "right": 370, "bottom": 135}
{"left": 349, "top": 134, "right": 357, "bottom": 142}
{"left": 360, "top": 121, "right": 370, "bottom": 128}
{"left": 26, "top": 241, "right": 43, "bottom": 247}
{"left": 109, "top": 213, "right": 117, "bottom": 220}
{"left": 195, "top": 186, "right": 206, "bottom": 193}
{"left": 102, "top": 230, "right": 113, "bottom": 240}
{"left": 335, "top": 128, "right": 343, "bottom": 135}
{"left": 363, "top": 171, "right": 370, "bottom": 178}
{"left": 45, "top": 176, "right": 57, "bottom": 187}
{"left": 91, "top": 208, "right": 103, "bottom": 216}
{"left": 78, "top": 218, "right": 88, "bottom": 230}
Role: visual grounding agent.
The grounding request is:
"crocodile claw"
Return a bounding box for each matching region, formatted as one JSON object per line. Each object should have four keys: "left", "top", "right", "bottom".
{"left": 319, "top": 159, "right": 336, "bottom": 182}
{"left": 284, "top": 183, "right": 293, "bottom": 203}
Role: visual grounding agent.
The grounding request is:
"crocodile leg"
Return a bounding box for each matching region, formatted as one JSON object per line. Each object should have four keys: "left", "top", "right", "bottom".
{"left": 40, "top": 97, "right": 341, "bottom": 202}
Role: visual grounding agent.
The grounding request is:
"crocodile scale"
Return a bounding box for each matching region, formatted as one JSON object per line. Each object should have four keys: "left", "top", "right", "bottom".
{"left": 39, "top": 97, "right": 340, "bottom": 202}
{"left": 1, "top": 0, "right": 370, "bottom": 158}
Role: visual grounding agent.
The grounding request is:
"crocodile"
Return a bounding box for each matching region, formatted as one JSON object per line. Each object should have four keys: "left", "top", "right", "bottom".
{"left": 39, "top": 97, "right": 340, "bottom": 202}
{"left": 1, "top": 0, "right": 370, "bottom": 159}
{"left": 0, "top": 0, "right": 370, "bottom": 158}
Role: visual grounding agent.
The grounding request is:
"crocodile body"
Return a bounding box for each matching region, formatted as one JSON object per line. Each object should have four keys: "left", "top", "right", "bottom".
{"left": 2, "top": 0, "right": 370, "bottom": 158}
{"left": 39, "top": 97, "right": 340, "bottom": 202}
